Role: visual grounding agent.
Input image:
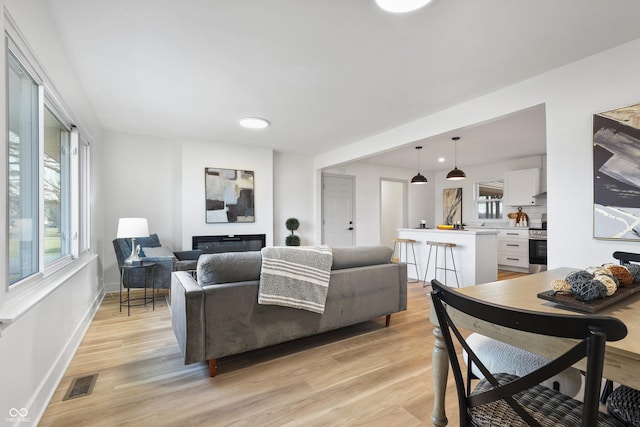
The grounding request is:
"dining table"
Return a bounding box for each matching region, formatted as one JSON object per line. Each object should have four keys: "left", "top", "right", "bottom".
{"left": 429, "top": 267, "right": 640, "bottom": 427}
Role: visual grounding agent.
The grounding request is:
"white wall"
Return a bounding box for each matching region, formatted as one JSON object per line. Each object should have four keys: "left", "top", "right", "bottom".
{"left": 317, "top": 38, "right": 640, "bottom": 269}
{"left": 101, "top": 132, "right": 181, "bottom": 287}
{"left": 0, "top": 1, "right": 105, "bottom": 424}
{"left": 180, "top": 139, "right": 274, "bottom": 250}
{"left": 273, "top": 152, "right": 315, "bottom": 246}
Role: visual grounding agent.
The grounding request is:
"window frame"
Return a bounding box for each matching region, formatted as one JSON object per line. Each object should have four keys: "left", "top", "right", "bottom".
{"left": 5, "top": 28, "right": 91, "bottom": 290}
{"left": 474, "top": 180, "right": 505, "bottom": 222}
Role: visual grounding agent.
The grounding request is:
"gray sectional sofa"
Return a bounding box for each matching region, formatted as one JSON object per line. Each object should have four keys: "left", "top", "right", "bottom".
{"left": 170, "top": 246, "right": 408, "bottom": 376}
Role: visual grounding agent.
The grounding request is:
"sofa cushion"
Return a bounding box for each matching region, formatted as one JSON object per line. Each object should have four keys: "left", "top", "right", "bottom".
{"left": 131, "top": 233, "right": 162, "bottom": 256}
{"left": 136, "top": 233, "right": 161, "bottom": 248}
{"left": 198, "top": 251, "right": 263, "bottom": 286}
{"left": 331, "top": 246, "right": 393, "bottom": 270}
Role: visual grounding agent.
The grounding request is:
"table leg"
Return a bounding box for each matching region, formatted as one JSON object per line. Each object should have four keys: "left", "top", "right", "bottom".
{"left": 119, "top": 268, "right": 123, "bottom": 313}
{"left": 432, "top": 325, "right": 449, "bottom": 427}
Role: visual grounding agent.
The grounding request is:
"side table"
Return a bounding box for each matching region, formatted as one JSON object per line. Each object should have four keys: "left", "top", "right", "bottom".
{"left": 119, "top": 262, "right": 156, "bottom": 316}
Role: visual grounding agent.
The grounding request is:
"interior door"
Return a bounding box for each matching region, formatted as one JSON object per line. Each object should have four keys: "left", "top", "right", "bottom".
{"left": 322, "top": 174, "right": 355, "bottom": 246}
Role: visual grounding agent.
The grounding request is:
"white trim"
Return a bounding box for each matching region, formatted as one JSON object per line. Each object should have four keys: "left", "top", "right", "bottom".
{"left": 70, "top": 127, "right": 79, "bottom": 258}
{"left": 0, "top": 253, "right": 98, "bottom": 327}
{"left": 4, "top": 8, "right": 93, "bottom": 141}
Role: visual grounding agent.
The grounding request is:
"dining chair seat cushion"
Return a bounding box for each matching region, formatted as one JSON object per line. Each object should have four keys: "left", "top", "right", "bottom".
{"left": 607, "top": 385, "right": 640, "bottom": 427}
{"left": 471, "top": 373, "right": 625, "bottom": 427}
{"left": 464, "top": 333, "right": 582, "bottom": 397}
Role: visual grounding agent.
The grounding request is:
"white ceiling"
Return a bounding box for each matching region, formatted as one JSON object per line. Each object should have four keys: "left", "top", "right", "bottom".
{"left": 46, "top": 0, "right": 640, "bottom": 169}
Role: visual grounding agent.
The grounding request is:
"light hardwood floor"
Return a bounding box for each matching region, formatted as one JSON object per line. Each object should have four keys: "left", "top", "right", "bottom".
{"left": 40, "top": 271, "right": 524, "bottom": 426}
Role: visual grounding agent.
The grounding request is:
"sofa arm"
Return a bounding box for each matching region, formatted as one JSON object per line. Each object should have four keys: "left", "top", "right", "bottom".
{"left": 170, "top": 271, "right": 205, "bottom": 364}
{"left": 175, "top": 250, "right": 202, "bottom": 261}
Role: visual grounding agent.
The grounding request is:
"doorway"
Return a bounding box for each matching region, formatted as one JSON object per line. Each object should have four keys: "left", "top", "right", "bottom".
{"left": 380, "top": 179, "right": 407, "bottom": 249}
{"left": 322, "top": 174, "right": 355, "bottom": 246}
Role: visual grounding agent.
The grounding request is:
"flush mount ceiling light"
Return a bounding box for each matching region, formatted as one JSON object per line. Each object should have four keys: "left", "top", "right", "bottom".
{"left": 239, "top": 117, "right": 270, "bottom": 129}
{"left": 375, "top": 0, "right": 433, "bottom": 13}
{"left": 411, "top": 146, "right": 428, "bottom": 184}
{"left": 446, "top": 136, "right": 467, "bottom": 180}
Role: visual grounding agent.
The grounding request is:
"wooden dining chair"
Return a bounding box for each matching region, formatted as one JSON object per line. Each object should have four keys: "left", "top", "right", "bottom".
{"left": 430, "top": 279, "right": 628, "bottom": 427}
{"left": 599, "top": 251, "right": 640, "bottom": 403}
{"left": 600, "top": 251, "right": 640, "bottom": 426}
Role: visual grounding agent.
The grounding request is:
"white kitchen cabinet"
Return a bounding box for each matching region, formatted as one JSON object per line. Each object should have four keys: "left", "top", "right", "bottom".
{"left": 504, "top": 168, "right": 541, "bottom": 206}
{"left": 497, "top": 229, "right": 529, "bottom": 272}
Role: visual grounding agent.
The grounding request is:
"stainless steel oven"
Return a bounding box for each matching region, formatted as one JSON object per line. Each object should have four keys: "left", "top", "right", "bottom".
{"left": 529, "top": 228, "right": 547, "bottom": 273}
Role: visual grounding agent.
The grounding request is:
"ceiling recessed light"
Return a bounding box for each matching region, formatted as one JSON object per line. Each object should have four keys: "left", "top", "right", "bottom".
{"left": 239, "top": 117, "right": 270, "bottom": 129}
{"left": 375, "top": 0, "right": 433, "bottom": 13}
{"left": 438, "top": 157, "right": 445, "bottom": 163}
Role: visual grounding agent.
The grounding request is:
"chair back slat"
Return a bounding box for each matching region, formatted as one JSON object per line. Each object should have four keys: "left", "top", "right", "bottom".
{"left": 613, "top": 251, "right": 640, "bottom": 264}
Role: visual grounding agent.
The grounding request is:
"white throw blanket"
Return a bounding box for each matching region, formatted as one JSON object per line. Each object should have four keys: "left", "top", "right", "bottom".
{"left": 258, "top": 246, "right": 333, "bottom": 313}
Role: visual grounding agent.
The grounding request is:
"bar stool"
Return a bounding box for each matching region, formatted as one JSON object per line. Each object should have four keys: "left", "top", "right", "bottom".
{"left": 392, "top": 238, "right": 420, "bottom": 283}
{"left": 423, "top": 241, "right": 460, "bottom": 287}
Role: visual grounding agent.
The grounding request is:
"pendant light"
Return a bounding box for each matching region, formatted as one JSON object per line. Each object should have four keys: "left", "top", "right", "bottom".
{"left": 411, "top": 146, "right": 428, "bottom": 184}
{"left": 446, "top": 136, "right": 466, "bottom": 180}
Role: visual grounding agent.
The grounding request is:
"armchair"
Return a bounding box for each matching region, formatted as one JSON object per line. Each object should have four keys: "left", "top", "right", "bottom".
{"left": 113, "top": 233, "right": 201, "bottom": 289}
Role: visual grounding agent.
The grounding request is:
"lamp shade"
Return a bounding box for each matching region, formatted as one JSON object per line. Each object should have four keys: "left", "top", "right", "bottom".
{"left": 411, "top": 173, "right": 428, "bottom": 184}
{"left": 116, "top": 218, "right": 149, "bottom": 238}
{"left": 446, "top": 168, "right": 467, "bottom": 180}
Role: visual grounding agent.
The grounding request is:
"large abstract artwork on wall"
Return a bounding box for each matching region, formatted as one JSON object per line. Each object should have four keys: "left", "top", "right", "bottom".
{"left": 205, "top": 168, "right": 255, "bottom": 223}
{"left": 593, "top": 102, "right": 640, "bottom": 240}
{"left": 443, "top": 188, "right": 462, "bottom": 225}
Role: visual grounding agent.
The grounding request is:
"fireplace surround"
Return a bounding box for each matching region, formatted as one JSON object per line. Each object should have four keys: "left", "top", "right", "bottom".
{"left": 192, "top": 234, "right": 266, "bottom": 254}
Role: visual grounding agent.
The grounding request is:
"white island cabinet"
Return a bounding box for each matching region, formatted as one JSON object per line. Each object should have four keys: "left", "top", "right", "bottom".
{"left": 397, "top": 228, "right": 498, "bottom": 287}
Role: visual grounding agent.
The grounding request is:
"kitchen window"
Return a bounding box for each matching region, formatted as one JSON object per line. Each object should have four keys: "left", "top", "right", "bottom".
{"left": 476, "top": 180, "right": 504, "bottom": 221}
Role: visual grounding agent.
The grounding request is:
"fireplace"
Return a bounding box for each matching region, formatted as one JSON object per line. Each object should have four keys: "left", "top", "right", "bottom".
{"left": 192, "top": 234, "right": 266, "bottom": 254}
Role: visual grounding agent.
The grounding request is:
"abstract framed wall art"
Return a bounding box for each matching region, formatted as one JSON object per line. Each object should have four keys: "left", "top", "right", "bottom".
{"left": 593, "top": 102, "right": 640, "bottom": 240}
{"left": 205, "top": 168, "right": 255, "bottom": 223}
{"left": 443, "top": 188, "right": 462, "bottom": 225}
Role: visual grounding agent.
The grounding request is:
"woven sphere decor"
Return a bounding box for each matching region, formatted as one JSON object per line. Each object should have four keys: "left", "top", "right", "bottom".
{"left": 551, "top": 263, "right": 639, "bottom": 302}
{"left": 605, "top": 264, "right": 634, "bottom": 287}
{"left": 593, "top": 274, "right": 619, "bottom": 296}
{"left": 551, "top": 279, "right": 570, "bottom": 292}
{"left": 625, "top": 262, "right": 640, "bottom": 283}
{"left": 566, "top": 270, "right": 608, "bottom": 302}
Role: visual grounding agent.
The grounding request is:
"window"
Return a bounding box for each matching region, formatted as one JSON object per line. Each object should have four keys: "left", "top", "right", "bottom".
{"left": 43, "top": 107, "right": 71, "bottom": 264}
{"left": 476, "top": 180, "right": 504, "bottom": 221}
{"left": 8, "top": 50, "right": 39, "bottom": 285}
{"left": 79, "top": 138, "right": 91, "bottom": 253}
{"left": 6, "top": 32, "right": 90, "bottom": 287}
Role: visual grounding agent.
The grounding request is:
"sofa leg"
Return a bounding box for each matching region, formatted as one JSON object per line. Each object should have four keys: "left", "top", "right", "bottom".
{"left": 385, "top": 314, "right": 391, "bottom": 327}
{"left": 209, "top": 359, "right": 217, "bottom": 377}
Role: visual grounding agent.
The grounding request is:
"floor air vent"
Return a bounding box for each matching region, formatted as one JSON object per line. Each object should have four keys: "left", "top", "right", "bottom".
{"left": 63, "top": 373, "right": 98, "bottom": 401}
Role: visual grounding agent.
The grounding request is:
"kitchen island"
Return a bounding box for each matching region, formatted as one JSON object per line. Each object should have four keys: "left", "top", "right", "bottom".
{"left": 397, "top": 228, "right": 498, "bottom": 287}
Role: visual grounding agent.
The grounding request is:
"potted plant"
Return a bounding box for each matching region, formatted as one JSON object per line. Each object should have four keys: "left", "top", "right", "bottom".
{"left": 285, "top": 217, "right": 300, "bottom": 246}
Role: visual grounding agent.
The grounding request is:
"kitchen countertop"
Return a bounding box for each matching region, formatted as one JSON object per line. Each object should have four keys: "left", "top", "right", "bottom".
{"left": 400, "top": 228, "right": 498, "bottom": 234}
{"left": 465, "top": 225, "right": 531, "bottom": 230}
